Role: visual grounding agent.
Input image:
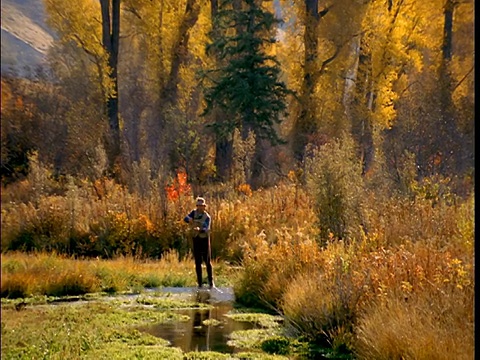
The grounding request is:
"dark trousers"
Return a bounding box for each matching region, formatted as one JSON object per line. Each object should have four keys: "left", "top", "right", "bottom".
{"left": 192, "top": 235, "right": 213, "bottom": 287}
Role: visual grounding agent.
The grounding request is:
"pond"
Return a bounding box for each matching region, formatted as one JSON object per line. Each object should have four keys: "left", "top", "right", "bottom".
{"left": 137, "top": 287, "right": 255, "bottom": 354}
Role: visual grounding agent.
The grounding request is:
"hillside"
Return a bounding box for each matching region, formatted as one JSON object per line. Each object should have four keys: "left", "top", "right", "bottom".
{"left": 1, "top": 0, "right": 54, "bottom": 77}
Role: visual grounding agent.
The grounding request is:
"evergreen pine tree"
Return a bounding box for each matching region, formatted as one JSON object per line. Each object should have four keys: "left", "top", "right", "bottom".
{"left": 202, "top": 0, "right": 292, "bottom": 185}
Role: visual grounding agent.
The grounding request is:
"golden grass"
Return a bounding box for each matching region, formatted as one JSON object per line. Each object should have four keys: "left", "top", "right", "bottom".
{"left": 363, "top": 191, "right": 474, "bottom": 256}
{"left": 279, "top": 237, "right": 474, "bottom": 359}
{"left": 230, "top": 187, "right": 474, "bottom": 358}
{"left": 0, "top": 251, "right": 239, "bottom": 298}
{"left": 1, "top": 175, "right": 317, "bottom": 262}
{"left": 354, "top": 292, "right": 474, "bottom": 360}
{"left": 1, "top": 252, "right": 100, "bottom": 297}
{"left": 234, "top": 231, "right": 323, "bottom": 309}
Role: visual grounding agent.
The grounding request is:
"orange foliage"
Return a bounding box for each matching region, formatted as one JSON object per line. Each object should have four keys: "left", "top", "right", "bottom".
{"left": 165, "top": 170, "right": 192, "bottom": 201}
{"left": 1, "top": 79, "right": 34, "bottom": 118}
{"left": 1, "top": 80, "right": 12, "bottom": 114}
{"left": 237, "top": 183, "right": 252, "bottom": 197}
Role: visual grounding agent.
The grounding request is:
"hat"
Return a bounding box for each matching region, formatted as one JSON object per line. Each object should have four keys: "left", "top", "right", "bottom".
{"left": 196, "top": 197, "right": 207, "bottom": 206}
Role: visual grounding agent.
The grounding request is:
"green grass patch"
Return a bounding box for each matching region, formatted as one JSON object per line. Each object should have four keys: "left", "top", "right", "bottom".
{"left": 227, "top": 328, "right": 283, "bottom": 350}
{"left": 1, "top": 301, "right": 186, "bottom": 359}
{"left": 225, "top": 311, "right": 284, "bottom": 328}
{"left": 1, "top": 295, "right": 307, "bottom": 359}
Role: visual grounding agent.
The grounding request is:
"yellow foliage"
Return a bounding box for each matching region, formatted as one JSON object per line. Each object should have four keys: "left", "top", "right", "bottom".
{"left": 373, "top": 70, "right": 399, "bottom": 128}
{"left": 45, "top": 0, "right": 114, "bottom": 99}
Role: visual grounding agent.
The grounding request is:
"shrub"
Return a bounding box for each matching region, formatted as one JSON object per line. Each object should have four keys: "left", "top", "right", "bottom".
{"left": 1, "top": 273, "right": 33, "bottom": 298}
{"left": 234, "top": 231, "right": 323, "bottom": 309}
{"left": 305, "top": 133, "right": 366, "bottom": 244}
{"left": 281, "top": 242, "right": 367, "bottom": 351}
{"left": 260, "top": 336, "right": 291, "bottom": 355}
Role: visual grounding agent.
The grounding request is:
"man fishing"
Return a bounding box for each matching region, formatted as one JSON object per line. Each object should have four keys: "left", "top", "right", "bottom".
{"left": 184, "top": 197, "right": 215, "bottom": 289}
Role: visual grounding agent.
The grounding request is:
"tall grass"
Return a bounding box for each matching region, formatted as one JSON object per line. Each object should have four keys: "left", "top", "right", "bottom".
{"left": 1, "top": 158, "right": 316, "bottom": 262}
{"left": 354, "top": 291, "right": 474, "bottom": 360}
{"left": 0, "top": 250, "right": 239, "bottom": 298}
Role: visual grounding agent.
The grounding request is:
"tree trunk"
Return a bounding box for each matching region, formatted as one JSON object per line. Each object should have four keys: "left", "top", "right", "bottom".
{"left": 250, "top": 135, "right": 269, "bottom": 190}
{"left": 292, "top": 0, "right": 320, "bottom": 162}
{"left": 149, "top": 0, "right": 201, "bottom": 170}
{"left": 442, "top": 0, "right": 454, "bottom": 61}
{"left": 160, "top": 0, "right": 200, "bottom": 106}
{"left": 211, "top": 0, "right": 234, "bottom": 182}
{"left": 214, "top": 132, "right": 234, "bottom": 181}
{"left": 350, "top": 33, "right": 374, "bottom": 176}
{"left": 100, "top": 0, "right": 121, "bottom": 176}
{"left": 343, "top": 37, "right": 360, "bottom": 124}
{"left": 350, "top": 1, "right": 404, "bottom": 176}
{"left": 436, "top": 0, "right": 462, "bottom": 175}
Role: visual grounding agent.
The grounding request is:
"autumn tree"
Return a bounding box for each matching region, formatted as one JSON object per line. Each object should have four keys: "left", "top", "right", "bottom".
{"left": 279, "top": 0, "right": 368, "bottom": 166}
{"left": 344, "top": 0, "right": 440, "bottom": 181}
{"left": 0, "top": 72, "right": 81, "bottom": 183}
{"left": 375, "top": 0, "right": 474, "bottom": 189}
{"left": 433, "top": 0, "right": 472, "bottom": 176}
{"left": 45, "top": 0, "right": 121, "bottom": 177}
{"left": 0, "top": 78, "right": 36, "bottom": 184}
{"left": 347, "top": 0, "right": 405, "bottom": 177}
{"left": 110, "top": 0, "right": 214, "bottom": 187}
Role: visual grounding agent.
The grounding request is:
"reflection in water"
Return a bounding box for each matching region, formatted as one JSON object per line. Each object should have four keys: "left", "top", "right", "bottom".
{"left": 137, "top": 302, "right": 254, "bottom": 353}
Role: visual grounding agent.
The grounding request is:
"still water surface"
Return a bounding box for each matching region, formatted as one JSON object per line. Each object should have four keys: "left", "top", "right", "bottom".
{"left": 138, "top": 304, "right": 254, "bottom": 353}
{"left": 137, "top": 287, "right": 254, "bottom": 354}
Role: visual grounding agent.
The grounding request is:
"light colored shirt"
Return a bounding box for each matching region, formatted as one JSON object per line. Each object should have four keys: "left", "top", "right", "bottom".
{"left": 184, "top": 210, "right": 211, "bottom": 238}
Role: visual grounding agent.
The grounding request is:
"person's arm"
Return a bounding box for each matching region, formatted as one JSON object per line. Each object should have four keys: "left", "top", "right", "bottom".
{"left": 184, "top": 210, "right": 195, "bottom": 223}
{"left": 200, "top": 214, "right": 211, "bottom": 233}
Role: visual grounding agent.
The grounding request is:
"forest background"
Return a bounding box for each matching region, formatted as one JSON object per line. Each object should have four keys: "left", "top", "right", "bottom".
{"left": 1, "top": 0, "right": 474, "bottom": 359}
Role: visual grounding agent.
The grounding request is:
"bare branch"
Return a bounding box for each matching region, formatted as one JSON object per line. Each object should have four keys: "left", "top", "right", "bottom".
{"left": 452, "top": 65, "right": 474, "bottom": 92}
{"left": 123, "top": 6, "right": 143, "bottom": 20}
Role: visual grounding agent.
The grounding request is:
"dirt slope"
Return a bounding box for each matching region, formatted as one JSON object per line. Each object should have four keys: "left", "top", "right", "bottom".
{"left": 1, "top": 0, "right": 54, "bottom": 76}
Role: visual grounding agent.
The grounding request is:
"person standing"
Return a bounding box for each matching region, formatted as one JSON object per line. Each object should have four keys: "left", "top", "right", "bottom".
{"left": 184, "top": 197, "right": 214, "bottom": 289}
